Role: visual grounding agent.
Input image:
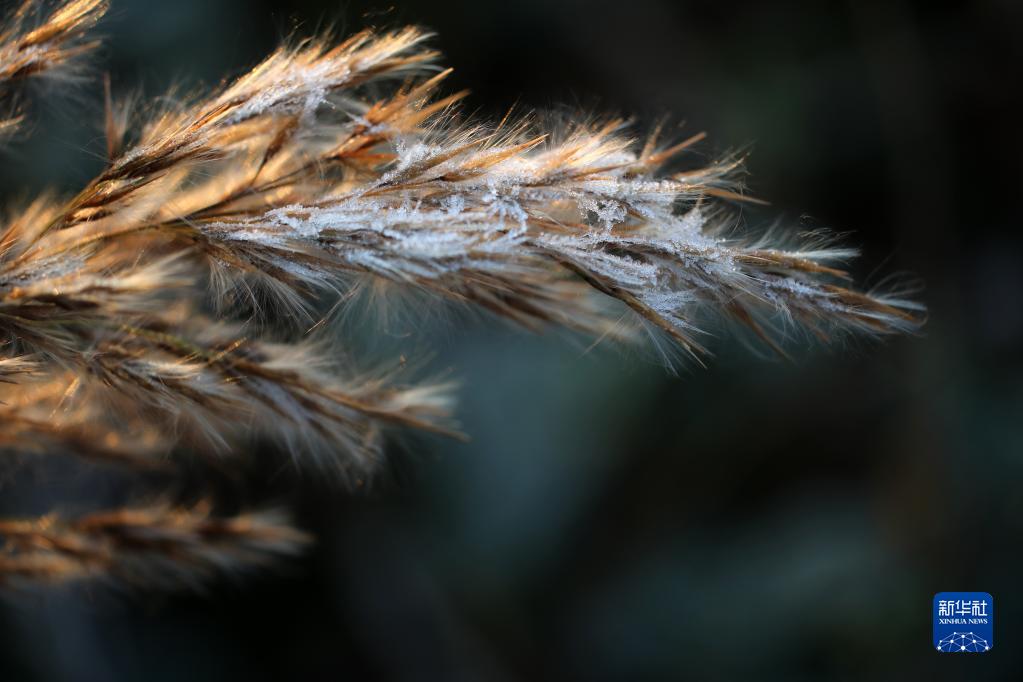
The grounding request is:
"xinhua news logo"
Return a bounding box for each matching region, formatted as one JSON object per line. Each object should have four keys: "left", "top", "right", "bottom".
{"left": 933, "top": 592, "right": 993, "bottom": 653}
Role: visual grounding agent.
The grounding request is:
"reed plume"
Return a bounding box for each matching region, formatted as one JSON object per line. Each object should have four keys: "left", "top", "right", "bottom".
{"left": 0, "top": 1, "right": 923, "bottom": 590}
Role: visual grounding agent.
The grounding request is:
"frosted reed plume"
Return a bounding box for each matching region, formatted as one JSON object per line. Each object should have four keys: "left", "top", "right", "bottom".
{"left": 0, "top": 1, "right": 923, "bottom": 590}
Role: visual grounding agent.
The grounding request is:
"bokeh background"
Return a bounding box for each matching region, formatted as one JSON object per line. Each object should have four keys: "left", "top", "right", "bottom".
{"left": 1, "top": 0, "right": 1021, "bottom": 680}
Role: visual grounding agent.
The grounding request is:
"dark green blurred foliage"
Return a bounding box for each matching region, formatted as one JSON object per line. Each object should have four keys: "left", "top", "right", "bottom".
{"left": 1, "top": 0, "right": 1020, "bottom": 680}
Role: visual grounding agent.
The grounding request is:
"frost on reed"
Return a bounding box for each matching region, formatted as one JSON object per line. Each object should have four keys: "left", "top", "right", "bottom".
{"left": 0, "top": 1, "right": 922, "bottom": 590}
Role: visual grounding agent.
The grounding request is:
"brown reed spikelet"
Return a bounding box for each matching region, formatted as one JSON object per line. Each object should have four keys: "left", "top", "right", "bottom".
{"left": 0, "top": 502, "right": 311, "bottom": 588}
{"left": 0, "top": 0, "right": 107, "bottom": 134}
{"left": 0, "top": 1, "right": 923, "bottom": 590}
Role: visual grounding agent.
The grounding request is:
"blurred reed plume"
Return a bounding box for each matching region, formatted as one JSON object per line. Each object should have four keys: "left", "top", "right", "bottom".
{"left": 0, "top": 0, "right": 923, "bottom": 590}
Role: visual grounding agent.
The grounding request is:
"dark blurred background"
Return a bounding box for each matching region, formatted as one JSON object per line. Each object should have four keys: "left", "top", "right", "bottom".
{"left": 1, "top": 0, "right": 1021, "bottom": 680}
